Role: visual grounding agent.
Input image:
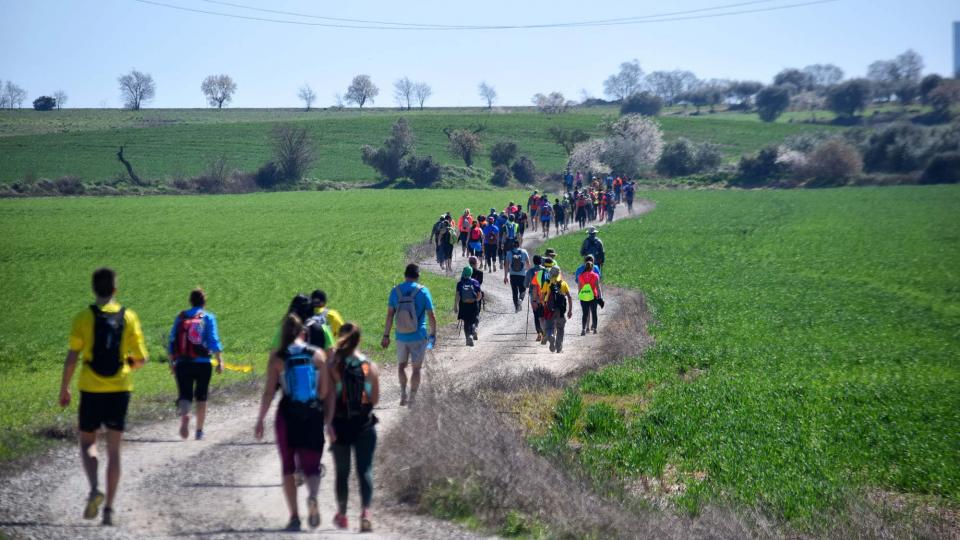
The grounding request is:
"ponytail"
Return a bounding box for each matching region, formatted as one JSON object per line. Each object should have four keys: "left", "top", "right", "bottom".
{"left": 334, "top": 322, "right": 362, "bottom": 365}
{"left": 280, "top": 314, "right": 304, "bottom": 352}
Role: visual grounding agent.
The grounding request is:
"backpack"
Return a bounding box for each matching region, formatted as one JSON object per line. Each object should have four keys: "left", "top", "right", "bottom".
{"left": 542, "top": 205, "right": 552, "bottom": 218}
{"left": 394, "top": 284, "right": 422, "bottom": 334}
{"left": 173, "top": 310, "right": 209, "bottom": 360}
{"left": 548, "top": 282, "right": 567, "bottom": 313}
{"left": 578, "top": 281, "right": 596, "bottom": 302}
{"left": 305, "top": 309, "right": 333, "bottom": 349}
{"left": 505, "top": 222, "right": 518, "bottom": 239}
{"left": 458, "top": 279, "right": 478, "bottom": 304}
{"left": 470, "top": 228, "right": 482, "bottom": 242}
{"left": 336, "top": 356, "right": 372, "bottom": 420}
{"left": 89, "top": 305, "right": 126, "bottom": 377}
{"left": 510, "top": 250, "right": 525, "bottom": 273}
{"left": 485, "top": 229, "right": 498, "bottom": 245}
{"left": 282, "top": 344, "right": 319, "bottom": 403}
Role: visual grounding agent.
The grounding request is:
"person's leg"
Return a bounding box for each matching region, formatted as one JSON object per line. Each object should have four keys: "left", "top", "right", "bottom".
{"left": 397, "top": 342, "right": 409, "bottom": 402}
{"left": 274, "top": 414, "right": 299, "bottom": 520}
{"left": 298, "top": 449, "right": 321, "bottom": 499}
{"left": 533, "top": 305, "right": 543, "bottom": 337}
{"left": 355, "top": 429, "right": 377, "bottom": 512}
{"left": 555, "top": 316, "right": 567, "bottom": 352}
{"left": 410, "top": 364, "right": 422, "bottom": 396}
{"left": 408, "top": 340, "right": 425, "bottom": 401}
{"left": 544, "top": 316, "right": 555, "bottom": 348}
{"left": 581, "top": 300, "right": 590, "bottom": 333}
{"left": 103, "top": 429, "right": 123, "bottom": 509}
{"left": 332, "top": 443, "right": 352, "bottom": 515}
{"left": 590, "top": 301, "right": 599, "bottom": 331}
{"left": 175, "top": 361, "right": 194, "bottom": 438}
{"left": 79, "top": 430, "right": 99, "bottom": 494}
{"left": 193, "top": 363, "right": 212, "bottom": 434}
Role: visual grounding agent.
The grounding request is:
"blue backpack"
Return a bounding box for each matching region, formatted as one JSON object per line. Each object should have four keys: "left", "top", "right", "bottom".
{"left": 282, "top": 344, "right": 319, "bottom": 403}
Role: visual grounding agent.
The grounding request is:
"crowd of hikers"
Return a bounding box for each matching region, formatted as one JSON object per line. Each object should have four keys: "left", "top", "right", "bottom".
{"left": 55, "top": 180, "right": 616, "bottom": 532}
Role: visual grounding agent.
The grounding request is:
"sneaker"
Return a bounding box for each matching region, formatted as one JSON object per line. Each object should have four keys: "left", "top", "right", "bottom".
{"left": 307, "top": 497, "right": 320, "bottom": 529}
{"left": 472, "top": 332, "right": 478, "bottom": 341}
{"left": 400, "top": 393, "right": 408, "bottom": 406}
{"left": 179, "top": 416, "right": 189, "bottom": 440}
{"left": 195, "top": 429, "right": 204, "bottom": 441}
{"left": 333, "top": 513, "right": 348, "bottom": 530}
{"left": 556, "top": 345, "right": 563, "bottom": 353}
{"left": 83, "top": 490, "right": 104, "bottom": 520}
{"left": 466, "top": 337, "right": 474, "bottom": 346}
{"left": 101, "top": 507, "right": 114, "bottom": 526}
{"left": 549, "top": 341, "right": 555, "bottom": 352}
{"left": 581, "top": 328, "right": 587, "bottom": 336}
{"left": 360, "top": 510, "right": 373, "bottom": 533}
{"left": 284, "top": 516, "right": 302, "bottom": 532}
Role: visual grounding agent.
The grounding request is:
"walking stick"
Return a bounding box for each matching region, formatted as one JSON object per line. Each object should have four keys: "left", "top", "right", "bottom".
{"left": 525, "top": 293, "right": 530, "bottom": 338}
{"left": 457, "top": 319, "right": 463, "bottom": 337}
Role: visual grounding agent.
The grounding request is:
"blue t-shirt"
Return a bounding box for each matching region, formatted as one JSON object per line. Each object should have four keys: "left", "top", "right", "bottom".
{"left": 388, "top": 282, "right": 435, "bottom": 342}
{"left": 167, "top": 307, "right": 224, "bottom": 363}
{"left": 574, "top": 263, "right": 602, "bottom": 283}
{"left": 482, "top": 224, "right": 500, "bottom": 245}
{"left": 540, "top": 203, "right": 552, "bottom": 221}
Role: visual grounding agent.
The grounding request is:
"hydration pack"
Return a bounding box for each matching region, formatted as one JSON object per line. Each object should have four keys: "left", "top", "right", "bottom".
{"left": 336, "top": 356, "right": 372, "bottom": 420}
{"left": 458, "top": 279, "right": 478, "bottom": 304}
{"left": 549, "top": 282, "right": 567, "bottom": 313}
{"left": 510, "top": 250, "right": 525, "bottom": 273}
{"left": 283, "top": 344, "right": 319, "bottom": 403}
{"left": 173, "top": 310, "right": 209, "bottom": 359}
{"left": 90, "top": 305, "right": 125, "bottom": 376}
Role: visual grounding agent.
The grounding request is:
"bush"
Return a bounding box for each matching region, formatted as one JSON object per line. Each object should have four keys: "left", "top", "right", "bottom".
{"left": 32, "top": 96, "right": 56, "bottom": 111}
{"left": 254, "top": 161, "right": 281, "bottom": 188}
{"left": 272, "top": 125, "right": 315, "bottom": 182}
{"left": 755, "top": 86, "right": 791, "bottom": 122}
{"left": 491, "top": 165, "right": 512, "bottom": 187}
{"left": 620, "top": 92, "right": 663, "bottom": 116}
{"left": 489, "top": 141, "right": 518, "bottom": 168}
{"left": 54, "top": 176, "right": 85, "bottom": 195}
{"left": 510, "top": 156, "right": 537, "bottom": 184}
{"left": 862, "top": 123, "right": 928, "bottom": 173}
{"left": 446, "top": 129, "right": 483, "bottom": 167}
{"left": 737, "top": 145, "right": 783, "bottom": 183}
{"left": 655, "top": 138, "right": 721, "bottom": 177}
{"left": 826, "top": 79, "right": 872, "bottom": 118}
{"left": 920, "top": 152, "right": 960, "bottom": 184}
{"left": 361, "top": 118, "right": 415, "bottom": 181}
{"left": 801, "top": 139, "right": 863, "bottom": 180}
{"left": 402, "top": 155, "right": 442, "bottom": 187}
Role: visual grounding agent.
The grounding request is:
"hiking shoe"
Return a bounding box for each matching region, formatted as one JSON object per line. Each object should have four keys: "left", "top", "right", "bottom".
{"left": 195, "top": 429, "right": 204, "bottom": 441}
{"left": 556, "top": 345, "right": 563, "bottom": 353}
{"left": 101, "top": 507, "right": 114, "bottom": 526}
{"left": 472, "top": 332, "right": 478, "bottom": 341}
{"left": 549, "top": 341, "right": 555, "bottom": 352}
{"left": 360, "top": 510, "right": 373, "bottom": 533}
{"left": 178, "top": 415, "right": 189, "bottom": 440}
{"left": 535, "top": 332, "right": 542, "bottom": 342}
{"left": 400, "top": 394, "right": 407, "bottom": 406}
{"left": 333, "top": 513, "right": 348, "bottom": 530}
{"left": 83, "top": 490, "right": 104, "bottom": 520}
{"left": 466, "top": 337, "right": 474, "bottom": 346}
{"left": 581, "top": 328, "right": 586, "bottom": 336}
{"left": 592, "top": 328, "right": 598, "bottom": 334}
{"left": 307, "top": 497, "right": 320, "bottom": 529}
{"left": 284, "top": 516, "right": 302, "bottom": 532}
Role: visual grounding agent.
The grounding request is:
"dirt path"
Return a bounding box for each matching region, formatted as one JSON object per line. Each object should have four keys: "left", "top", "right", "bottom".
{"left": 0, "top": 201, "right": 654, "bottom": 540}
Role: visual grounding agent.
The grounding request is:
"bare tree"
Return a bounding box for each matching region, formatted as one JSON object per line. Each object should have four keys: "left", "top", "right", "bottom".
{"left": 53, "top": 89, "right": 67, "bottom": 110}
{"left": 332, "top": 93, "right": 345, "bottom": 109}
{"left": 4, "top": 82, "right": 27, "bottom": 109}
{"left": 0, "top": 79, "right": 5, "bottom": 109}
{"left": 393, "top": 76, "right": 414, "bottom": 110}
{"left": 444, "top": 125, "right": 485, "bottom": 166}
{"left": 413, "top": 82, "right": 432, "bottom": 110}
{"left": 272, "top": 125, "right": 315, "bottom": 181}
{"left": 118, "top": 69, "right": 155, "bottom": 110}
{"left": 802, "top": 64, "right": 844, "bottom": 89}
{"left": 646, "top": 70, "right": 698, "bottom": 105}
{"left": 298, "top": 84, "right": 316, "bottom": 111}
{"left": 345, "top": 74, "right": 379, "bottom": 109}
{"left": 478, "top": 82, "right": 497, "bottom": 110}
{"left": 201, "top": 74, "right": 237, "bottom": 108}
{"left": 603, "top": 59, "right": 645, "bottom": 101}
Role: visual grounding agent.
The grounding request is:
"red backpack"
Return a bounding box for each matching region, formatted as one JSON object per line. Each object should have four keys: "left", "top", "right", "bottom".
{"left": 470, "top": 228, "right": 483, "bottom": 241}
{"left": 173, "top": 311, "right": 209, "bottom": 359}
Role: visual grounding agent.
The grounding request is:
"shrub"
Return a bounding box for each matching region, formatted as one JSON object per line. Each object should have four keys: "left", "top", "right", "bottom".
{"left": 620, "top": 92, "right": 663, "bottom": 116}
{"left": 489, "top": 141, "right": 518, "bottom": 168}
{"left": 32, "top": 96, "right": 56, "bottom": 111}
{"left": 656, "top": 138, "right": 721, "bottom": 177}
{"left": 862, "top": 123, "right": 929, "bottom": 173}
{"left": 920, "top": 152, "right": 960, "bottom": 184}
{"left": 272, "top": 125, "right": 314, "bottom": 182}
{"left": 54, "top": 176, "right": 85, "bottom": 195}
{"left": 446, "top": 129, "right": 483, "bottom": 167}
{"left": 361, "top": 118, "right": 415, "bottom": 181}
{"left": 402, "top": 155, "right": 442, "bottom": 187}
{"left": 254, "top": 161, "right": 281, "bottom": 188}
{"left": 755, "top": 86, "right": 791, "bottom": 122}
{"left": 491, "top": 165, "right": 512, "bottom": 187}
{"left": 737, "top": 145, "right": 783, "bottom": 183}
{"left": 601, "top": 114, "right": 664, "bottom": 176}
{"left": 801, "top": 139, "right": 863, "bottom": 180}
{"left": 511, "top": 156, "right": 537, "bottom": 184}
{"left": 826, "top": 79, "right": 872, "bottom": 118}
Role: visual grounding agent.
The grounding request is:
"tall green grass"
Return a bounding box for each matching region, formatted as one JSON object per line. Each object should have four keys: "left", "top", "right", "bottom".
{"left": 0, "top": 189, "right": 523, "bottom": 459}
{"left": 543, "top": 186, "right": 960, "bottom": 521}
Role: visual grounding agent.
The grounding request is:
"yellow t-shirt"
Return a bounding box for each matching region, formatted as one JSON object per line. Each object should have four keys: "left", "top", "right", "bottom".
{"left": 540, "top": 278, "right": 570, "bottom": 305}
{"left": 321, "top": 308, "right": 345, "bottom": 337}
{"left": 69, "top": 301, "right": 148, "bottom": 393}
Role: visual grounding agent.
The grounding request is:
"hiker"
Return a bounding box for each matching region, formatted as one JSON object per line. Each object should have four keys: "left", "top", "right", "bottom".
{"left": 482, "top": 217, "right": 500, "bottom": 273}
{"left": 430, "top": 214, "right": 446, "bottom": 265}
{"left": 457, "top": 209, "right": 473, "bottom": 258}
{"left": 468, "top": 220, "right": 484, "bottom": 259}
{"left": 539, "top": 266, "right": 574, "bottom": 353}
{"left": 436, "top": 216, "right": 456, "bottom": 272}
{"left": 59, "top": 267, "right": 148, "bottom": 526}
{"left": 577, "top": 261, "right": 603, "bottom": 335}
{"left": 502, "top": 214, "right": 520, "bottom": 254}
{"left": 167, "top": 288, "right": 224, "bottom": 441}
{"left": 383, "top": 264, "right": 436, "bottom": 406}
{"left": 516, "top": 205, "right": 528, "bottom": 243}
{"left": 553, "top": 198, "right": 565, "bottom": 235}
{"left": 527, "top": 191, "right": 540, "bottom": 232}
{"left": 309, "top": 289, "right": 345, "bottom": 348}
{"left": 495, "top": 212, "right": 510, "bottom": 270}
{"left": 575, "top": 171, "right": 583, "bottom": 191}
{"left": 255, "top": 314, "right": 333, "bottom": 531}
{"left": 575, "top": 193, "right": 588, "bottom": 229}
{"left": 503, "top": 239, "right": 531, "bottom": 312}
{"left": 575, "top": 254, "right": 603, "bottom": 283}
{"left": 624, "top": 180, "right": 636, "bottom": 214}
{"left": 455, "top": 266, "right": 483, "bottom": 346}
{"left": 525, "top": 255, "right": 548, "bottom": 341}
{"left": 539, "top": 198, "right": 553, "bottom": 239}
{"left": 329, "top": 323, "right": 380, "bottom": 532}
{"left": 606, "top": 193, "right": 617, "bottom": 223}
{"left": 564, "top": 169, "right": 574, "bottom": 192}
{"left": 580, "top": 227, "right": 606, "bottom": 267}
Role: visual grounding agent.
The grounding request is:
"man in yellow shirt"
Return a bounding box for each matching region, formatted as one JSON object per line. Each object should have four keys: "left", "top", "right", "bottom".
{"left": 310, "top": 289, "right": 345, "bottom": 337}
{"left": 539, "top": 265, "right": 574, "bottom": 353}
{"left": 58, "top": 267, "right": 148, "bottom": 526}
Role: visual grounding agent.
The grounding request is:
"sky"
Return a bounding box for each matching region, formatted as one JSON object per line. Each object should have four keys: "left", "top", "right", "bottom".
{"left": 1, "top": 0, "right": 958, "bottom": 108}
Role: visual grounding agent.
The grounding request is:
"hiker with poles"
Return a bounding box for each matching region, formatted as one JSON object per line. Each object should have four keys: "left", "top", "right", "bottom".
{"left": 167, "top": 288, "right": 224, "bottom": 441}
{"left": 539, "top": 266, "right": 574, "bottom": 353}
{"left": 503, "top": 238, "right": 531, "bottom": 313}
{"left": 59, "top": 267, "right": 148, "bottom": 526}
{"left": 454, "top": 266, "right": 483, "bottom": 346}
{"left": 255, "top": 314, "right": 334, "bottom": 531}
{"left": 383, "top": 263, "right": 436, "bottom": 406}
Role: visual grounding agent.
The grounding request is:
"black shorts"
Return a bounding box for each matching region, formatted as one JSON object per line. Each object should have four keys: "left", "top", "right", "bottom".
{"left": 175, "top": 361, "right": 213, "bottom": 402}
{"left": 484, "top": 245, "right": 498, "bottom": 262}
{"left": 79, "top": 391, "right": 131, "bottom": 433}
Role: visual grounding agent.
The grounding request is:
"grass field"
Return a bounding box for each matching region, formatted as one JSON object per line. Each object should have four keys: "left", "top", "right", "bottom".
{"left": 0, "top": 189, "right": 524, "bottom": 460}
{"left": 0, "top": 108, "right": 838, "bottom": 185}
{"left": 541, "top": 186, "right": 960, "bottom": 522}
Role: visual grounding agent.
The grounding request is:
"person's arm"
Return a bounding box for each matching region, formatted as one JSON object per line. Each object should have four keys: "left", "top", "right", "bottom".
{"left": 207, "top": 313, "right": 225, "bottom": 374}
{"left": 566, "top": 285, "right": 574, "bottom": 319}
{"left": 381, "top": 307, "right": 395, "bottom": 349}
{"left": 125, "top": 311, "right": 148, "bottom": 370}
{"left": 594, "top": 275, "right": 602, "bottom": 299}
{"left": 369, "top": 362, "right": 380, "bottom": 406}
{"left": 167, "top": 314, "right": 178, "bottom": 365}
{"left": 58, "top": 350, "right": 80, "bottom": 407}
{"left": 254, "top": 354, "right": 280, "bottom": 440}
{"left": 315, "top": 351, "right": 336, "bottom": 442}
{"left": 427, "top": 310, "right": 437, "bottom": 339}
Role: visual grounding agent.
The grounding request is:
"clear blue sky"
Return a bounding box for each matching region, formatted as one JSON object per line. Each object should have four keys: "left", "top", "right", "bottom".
{"left": 1, "top": 0, "right": 958, "bottom": 108}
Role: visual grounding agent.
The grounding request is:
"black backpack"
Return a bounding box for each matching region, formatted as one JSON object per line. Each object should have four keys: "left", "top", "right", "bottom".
{"left": 548, "top": 282, "right": 567, "bottom": 313}
{"left": 304, "top": 310, "right": 330, "bottom": 349}
{"left": 90, "top": 305, "right": 125, "bottom": 376}
{"left": 337, "top": 357, "right": 372, "bottom": 420}
{"left": 510, "top": 250, "right": 525, "bottom": 273}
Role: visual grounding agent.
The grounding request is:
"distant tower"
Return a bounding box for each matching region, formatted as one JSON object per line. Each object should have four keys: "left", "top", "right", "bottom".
{"left": 955, "top": 21, "right": 960, "bottom": 77}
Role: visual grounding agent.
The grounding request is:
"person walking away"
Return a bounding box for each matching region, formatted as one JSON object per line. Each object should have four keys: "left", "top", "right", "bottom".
{"left": 457, "top": 209, "right": 473, "bottom": 258}
{"left": 580, "top": 227, "right": 606, "bottom": 268}
{"left": 430, "top": 214, "right": 446, "bottom": 265}
{"left": 255, "top": 314, "right": 334, "bottom": 531}
{"left": 516, "top": 205, "right": 528, "bottom": 244}
{"left": 503, "top": 239, "right": 531, "bottom": 312}
{"left": 597, "top": 191, "right": 606, "bottom": 222}
{"left": 539, "top": 199, "right": 553, "bottom": 239}
{"left": 382, "top": 264, "right": 436, "bottom": 406}
{"left": 59, "top": 267, "right": 148, "bottom": 526}
{"left": 329, "top": 323, "right": 380, "bottom": 532}
{"left": 564, "top": 169, "right": 574, "bottom": 192}
{"left": 438, "top": 216, "right": 457, "bottom": 272}
{"left": 553, "top": 198, "right": 564, "bottom": 235}
{"left": 575, "top": 194, "right": 588, "bottom": 229}
{"left": 525, "top": 255, "right": 545, "bottom": 341}
{"left": 502, "top": 214, "right": 519, "bottom": 258}
{"left": 527, "top": 191, "right": 540, "bottom": 232}
{"left": 614, "top": 177, "right": 623, "bottom": 203}
{"left": 454, "top": 267, "right": 483, "bottom": 346}
{"left": 625, "top": 180, "right": 636, "bottom": 214}
{"left": 539, "top": 266, "right": 573, "bottom": 353}
{"left": 575, "top": 254, "right": 603, "bottom": 283}
{"left": 482, "top": 218, "right": 500, "bottom": 273}
{"left": 606, "top": 193, "right": 617, "bottom": 223}
{"left": 168, "top": 288, "right": 224, "bottom": 441}
{"left": 468, "top": 220, "right": 484, "bottom": 259}
{"left": 577, "top": 261, "right": 602, "bottom": 335}
{"left": 496, "top": 212, "right": 509, "bottom": 270}
{"left": 532, "top": 256, "right": 556, "bottom": 341}
{"left": 468, "top": 256, "right": 485, "bottom": 333}
{"left": 309, "top": 289, "right": 345, "bottom": 347}
{"left": 575, "top": 171, "right": 583, "bottom": 191}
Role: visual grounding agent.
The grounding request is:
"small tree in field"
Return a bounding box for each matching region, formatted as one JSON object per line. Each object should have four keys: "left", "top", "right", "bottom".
{"left": 445, "top": 128, "right": 483, "bottom": 167}
{"left": 33, "top": 96, "right": 56, "bottom": 111}
{"left": 394, "top": 77, "right": 414, "bottom": 110}
{"left": 413, "top": 82, "right": 432, "bottom": 110}
{"left": 201, "top": 74, "right": 237, "bottom": 108}
{"left": 118, "top": 69, "right": 155, "bottom": 110}
{"left": 755, "top": 86, "right": 791, "bottom": 122}
{"left": 826, "top": 79, "right": 872, "bottom": 118}
{"left": 272, "top": 125, "right": 315, "bottom": 182}
{"left": 298, "top": 84, "right": 316, "bottom": 111}
{"left": 478, "top": 82, "right": 497, "bottom": 110}
{"left": 345, "top": 75, "right": 379, "bottom": 109}
{"left": 361, "top": 117, "right": 415, "bottom": 181}
{"left": 548, "top": 126, "right": 590, "bottom": 155}
{"left": 53, "top": 90, "right": 67, "bottom": 109}
{"left": 601, "top": 114, "right": 664, "bottom": 176}
{"left": 490, "top": 141, "right": 518, "bottom": 167}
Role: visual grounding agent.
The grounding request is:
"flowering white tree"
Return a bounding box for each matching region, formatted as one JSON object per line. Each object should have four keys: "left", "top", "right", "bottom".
{"left": 601, "top": 114, "right": 664, "bottom": 176}
{"left": 570, "top": 139, "right": 610, "bottom": 176}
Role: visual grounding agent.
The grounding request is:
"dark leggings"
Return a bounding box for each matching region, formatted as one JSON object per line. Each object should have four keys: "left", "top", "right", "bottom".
{"left": 175, "top": 361, "right": 212, "bottom": 403}
{"left": 275, "top": 411, "right": 322, "bottom": 476}
{"left": 509, "top": 274, "right": 526, "bottom": 308}
{"left": 332, "top": 428, "right": 377, "bottom": 512}
{"left": 581, "top": 300, "right": 598, "bottom": 330}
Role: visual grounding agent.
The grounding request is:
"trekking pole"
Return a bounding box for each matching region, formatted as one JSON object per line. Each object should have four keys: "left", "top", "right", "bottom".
{"left": 457, "top": 320, "right": 463, "bottom": 337}
{"left": 525, "top": 294, "right": 530, "bottom": 338}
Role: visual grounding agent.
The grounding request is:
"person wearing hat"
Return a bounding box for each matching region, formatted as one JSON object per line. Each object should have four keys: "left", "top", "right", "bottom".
{"left": 430, "top": 214, "right": 447, "bottom": 265}
{"left": 454, "top": 266, "right": 483, "bottom": 347}
{"left": 539, "top": 265, "right": 573, "bottom": 353}
{"left": 580, "top": 227, "right": 605, "bottom": 267}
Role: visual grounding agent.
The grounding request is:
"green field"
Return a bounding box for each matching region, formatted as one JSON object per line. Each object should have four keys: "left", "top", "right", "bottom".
{"left": 542, "top": 186, "right": 960, "bottom": 521}
{"left": 0, "top": 108, "right": 838, "bottom": 185}
{"left": 0, "top": 189, "right": 523, "bottom": 460}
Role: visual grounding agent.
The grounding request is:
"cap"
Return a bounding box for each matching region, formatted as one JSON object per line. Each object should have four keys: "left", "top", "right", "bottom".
{"left": 587, "top": 226, "right": 598, "bottom": 235}
{"left": 548, "top": 266, "right": 561, "bottom": 279}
